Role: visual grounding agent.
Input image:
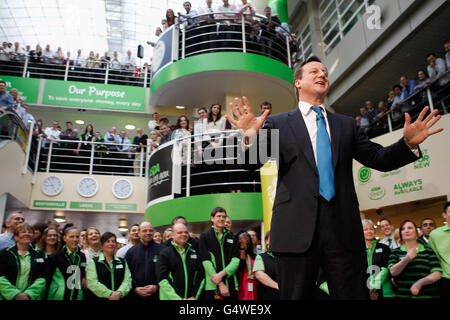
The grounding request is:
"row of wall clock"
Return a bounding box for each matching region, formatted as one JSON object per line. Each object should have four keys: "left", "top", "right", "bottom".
{"left": 41, "top": 176, "right": 133, "bottom": 199}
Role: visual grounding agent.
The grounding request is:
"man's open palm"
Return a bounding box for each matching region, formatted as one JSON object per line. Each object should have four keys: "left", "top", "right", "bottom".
{"left": 403, "top": 106, "right": 443, "bottom": 148}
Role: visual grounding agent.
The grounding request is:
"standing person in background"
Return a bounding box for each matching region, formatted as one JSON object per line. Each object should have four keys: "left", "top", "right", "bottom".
{"left": 47, "top": 227, "right": 87, "bottom": 300}
{"left": 149, "top": 130, "right": 161, "bottom": 153}
{"left": 163, "top": 228, "right": 173, "bottom": 242}
{"left": 253, "top": 231, "right": 279, "bottom": 300}
{"left": 86, "top": 232, "right": 132, "bottom": 300}
{"left": 82, "top": 227, "right": 102, "bottom": 265}
{"left": 0, "top": 223, "right": 47, "bottom": 300}
{"left": 388, "top": 220, "right": 441, "bottom": 299}
{"left": 428, "top": 202, "right": 450, "bottom": 299}
{"left": 418, "top": 218, "right": 436, "bottom": 245}
{"left": 236, "top": 231, "right": 257, "bottom": 300}
{"left": 38, "top": 227, "right": 61, "bottom": 257}
{"left": 117, "top": 224, "right": 140, "bottom": 259}
{"left": 362, "top": 219, "right": 392, "bottom": 300}
{"left": 0, "top": 80, "right": 14, "bottom": 113}
{"left": 125, "top": 222, "right": 163, "bottom": 300}
{"left": 166, "top": 9, "right": 178, "bottom": 27}
{"left": 199, "top": 207, "right": 239, "bottom": 300}
{"left": 153, "top": 231, "right": 162, "bottom": 244}
{"left": 156, "top": 223, "right": 205, "bottom": 300}
{"left": 379, "top": 218, "right": 400, "bottom": 250}
{"left": 0, "top": 212, "right": 25, "bottom": 251}
{"left": 75, "top": 124, "right": 95, "bottom": 173}
{"left": 159, "top": 123, "right": 173, "bottom": 145}
{"left": 162, "top": 216, "right": 199, "bottom": 252}
{"left": 131, "top": 128, "right": 148, "bottom": 176}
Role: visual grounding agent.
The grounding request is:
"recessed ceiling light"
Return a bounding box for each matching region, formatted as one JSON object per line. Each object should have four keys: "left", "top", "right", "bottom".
{"left": 176, "top": 106, "right": 185, "bottom": 109}
{"left": 125, "top": 124, "right": 136, "bottom": 130}
{"left": 75, "top": 120, "right": 85, "bottom": 124}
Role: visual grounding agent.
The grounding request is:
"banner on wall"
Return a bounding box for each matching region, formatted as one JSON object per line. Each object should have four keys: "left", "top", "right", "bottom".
{"left": 0, "top": 75, "right": 40, "bottom": 103}
{"left": 42, "top": 79, "right": 146, "bottom": 111}
{"left": 259, "top": 160, "right": 278, "bottom": 237}
{"left": 151, "top": 25, "right": 179, "bottom": 79}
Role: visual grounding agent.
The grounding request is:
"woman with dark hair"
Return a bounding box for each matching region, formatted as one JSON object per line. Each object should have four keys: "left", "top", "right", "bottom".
{"left": 38, "top": 227, "right": 61, "bottom": 257}
{"left": 388, "top": 220, "right": 442, "bottom": 299}
{"left": 47, "top": 226, "right": 87, "bottom": 300}
{"left": 236, "top": 231, "right": 257, "bottom": 300}
{"left": 76, "top": 124, "right": 95, "bottom": 172}
{"left": 86, "top": 232, "right": 132, "bottom": 300}
{"left": 166, "top": 9, "right": 178, "bottom": 27}
{"left": 0, "top": 223, "right": 47, "bottom": 300}
{"left": 172, "top": 116, "right": 192, "bottom": 167}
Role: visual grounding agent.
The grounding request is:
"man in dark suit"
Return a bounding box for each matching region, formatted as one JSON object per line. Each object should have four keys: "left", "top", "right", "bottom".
{"left": 225, "top": 56, "right": 443, "bottom": 299}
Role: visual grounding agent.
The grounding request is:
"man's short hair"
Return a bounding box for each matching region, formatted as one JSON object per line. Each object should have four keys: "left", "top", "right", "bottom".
{"left": 392, "top": 84, "right": 402, "bottom": 91}
{"left": 293, "top": 56, "right": 323, "bottom": 100}
{"left": 211, "top": 207, "right": 227, "bottom": 217}
{"left": 380, "top": 218, "right": 392, "bottom": 225}
{"left": 130, "top": 223, "right": 140, "bottom": 231}
{"left": 172, "top": 216, "right": 187, "bottom": 225}
{"left": 444, "top": 201, "right": 450, "bottom": 213}
{"left": 426, "top": 53, "right": 436, "bottom": 59}
{"left": 66, "top": 121, "right": 72, "bottom": 125}
{"left": 261, "top": 101, "right": 272, "bottom": 108}
{"left": 184, "top": 1, "right": 191, "bottom": 5}
{"left": 0, "top": 80, "right": 6, "bottom": 85}
{"left": 6, "top": 212, "right": 23, "bottom": 222}
{"left": 420, "top": 217, "right": 435, "bottom": 225}
{"left": 198, "top": 107, "right": 207, "bottom": 113}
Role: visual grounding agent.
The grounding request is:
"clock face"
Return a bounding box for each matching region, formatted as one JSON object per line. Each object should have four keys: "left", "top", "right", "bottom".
{"left": 112, "top": 179, "right": 133, "bottom": 199}
{"left": 77, "top": 177, "right": 98, "bottom": 198}
{"left": 41, "top": 176, "right": 63, "bottom": 196}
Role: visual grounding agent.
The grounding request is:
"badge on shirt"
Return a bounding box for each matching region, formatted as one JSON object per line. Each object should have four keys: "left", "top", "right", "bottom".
{"left": 116, "top": 264, "right": 124, "bottom": 269}
{"left": 190, "top": 254, "right": 197, "bottom": 259}
{"left": 248, "top": 283, "right": 253, "bottom": 292}
{"left": 35, "top": 258, "right": 44, "bottom": 263}
{"left": 153, "top": 255, "right": 158, "bottom": 263}
{"left": 227, "top": 239, "right": 234, "bottom": 244}
{"left": 375, "top": 248, "right": 383, "bottom": 253}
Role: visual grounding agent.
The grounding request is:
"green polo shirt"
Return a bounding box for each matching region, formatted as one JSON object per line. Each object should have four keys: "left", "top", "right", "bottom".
{"left": 16, "top": 251, "right": 31, "bottom": 292}
{"left": 159, "top": 242, "right": 191, "bottom": 300}
{"left": 388, "top": 243, "right": 442, "bottom": 299}
{"left": 428, "top": 225, "right": 450, "bottom": 279}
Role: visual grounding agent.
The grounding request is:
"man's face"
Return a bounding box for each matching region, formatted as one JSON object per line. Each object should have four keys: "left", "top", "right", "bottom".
{"left": 173, "top": 223, "right": 189, "bottom": 247}
{"left": 46, "top": 44, "right": 50, "bottom": 51}
{"left": 295, "top": 62, "right": 329, "bottom": 99}
{"left": 9, "top": 89, "right": 18, "bottom": 99}
{"left": 365, "top": 101, "right": 373, "bottom": 110}
{"left": 111, "top": 127, "right": 116, "bottom": 134}
{"left": 380, "top": 220, "right": 393, "bottom": 237}
{"left": 400, "top": 76, "right": 407, "bottom": 87}
{"left": 359, "top": 107, "right": 366, "bottom": 116}
{"left": 427, "top": 55, "right": 436, "bottom": 66}
{"left": 261, "top": 104, "right": 272, "bottom": 115}
{"left": 6, "top": 213, "right": 25, "bottom": 230}
{"left": 160, "top": 125, "right": 169, "bottom": 136}
{"left": 127, "top": 50, "right": 132, "bottom": 56}
{"left": 443, "top": 206, "right": 450, "bottom": 226}
{"left": 206, "top": 0, "right": 212, "bottom": 6}
{"left": 184, "top": 2, "right": 191, "bottom": 11}
{"left": 420, "top": 219, "right": 435, "bottom": 237}
{"left": 66, "top": 122, "right": 72, "bottom": 130}
{"left": 0, "top": 82, "right": 6, "bottom": 92}
{"left": 211, "top": 211, "right": 227, "bottom": 229}
{"left": 129, "top": 226, "right": 140, "bottom": 241}
{"left": 265, "top": 7, "right": 271, "bottom": 17}
{"left": 120, "top": 131, "right": 126, "bottom": 138}
{"left": 222, "top": 0, "right": 229, "bottom": 6}
{"left": 198, "top": 109, "right": 207, "bottom": 119}
{"left": 14, "top": 42, "right": 19, "bottom": 48}
{"left": 418, "top": 71, "right": 426, "bottom": 80}
{"left": 394, "top": 87, "right": 401, "bottom": 95}
{"left": 52, "top": 121, "right": 59, "bottom": 129}
{"left": 139, "top": 222, "right": 154, "bottom": 244}
{"left": 445, "top": 42, "right": 450, "bottom": 54}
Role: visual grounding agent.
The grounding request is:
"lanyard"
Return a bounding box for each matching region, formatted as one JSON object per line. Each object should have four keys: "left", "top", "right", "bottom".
{"left": 366, "top": 240, "right": 377, "bottom": 267}
{"left": 246, "top": 255, "right": 253, "bottom": 279}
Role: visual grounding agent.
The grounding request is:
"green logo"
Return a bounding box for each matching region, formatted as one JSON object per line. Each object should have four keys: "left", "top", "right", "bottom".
{"left": 368, "top": 186, "right": 386, "bottom": 200}
{"left": 414, "top": 149, "right": 430, "bottom": 170}
{"left": 358, "top": 166, "right": 371, "bottom": 184}
{"left": 149, "top": 163, "right": 160, "bottom": 177}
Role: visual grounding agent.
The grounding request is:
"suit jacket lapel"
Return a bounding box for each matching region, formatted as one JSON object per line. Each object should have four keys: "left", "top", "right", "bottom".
{"left": 287, "top": 108, "right": 318, "bottom": 176}
{"left": 326, "top": 111, "right": 340, "bottom": 169}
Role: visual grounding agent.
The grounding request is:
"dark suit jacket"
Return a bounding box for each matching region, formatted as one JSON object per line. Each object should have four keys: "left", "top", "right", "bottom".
{"left": 258, "top": 108, "right": 420, "bottom": 254}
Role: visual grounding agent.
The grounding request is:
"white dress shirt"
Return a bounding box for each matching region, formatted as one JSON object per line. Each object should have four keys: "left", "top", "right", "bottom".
{"left": 298, "top": 101, "right": 331, "bottom": 164}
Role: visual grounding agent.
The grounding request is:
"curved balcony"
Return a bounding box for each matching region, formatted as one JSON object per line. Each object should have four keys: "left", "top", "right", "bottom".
{"left": 149, "top": 12, "right": 296, "bottom": 110}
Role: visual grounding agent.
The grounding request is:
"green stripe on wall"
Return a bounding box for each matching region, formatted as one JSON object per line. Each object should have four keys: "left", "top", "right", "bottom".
{"left": 150, "top": 52, "right": 293, "bottom": 98}
{"left": 145, "top": 192, "right": 263, "bottom": 227}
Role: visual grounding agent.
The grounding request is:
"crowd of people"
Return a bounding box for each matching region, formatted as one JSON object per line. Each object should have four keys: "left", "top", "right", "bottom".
{"left": 356, "top": 40, "right": 450, "bottom": 138}
{"left": 0, "top": 201, "right": 448, "bottom": 300}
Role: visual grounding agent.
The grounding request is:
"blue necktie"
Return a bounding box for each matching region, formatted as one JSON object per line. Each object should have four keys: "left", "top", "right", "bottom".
{"left": 311, "top": 106, "right": 335, "bottom": 201}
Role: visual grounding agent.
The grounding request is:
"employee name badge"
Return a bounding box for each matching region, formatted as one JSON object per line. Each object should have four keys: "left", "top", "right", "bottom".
{"left": 248, "top": 282, "right": 253, "bottom": 292}
{"left": 190, "top": 254, "right": 197, "bottom": 259}
{"left": 35, "top": 258, "right": 44, "bottom": 263}
{"left": 227, "top": 239, "right": 233, "bottom": 244}
{"left": 375, "top": 248, "right": 383, "bottom": 253}
{"left": 116, "top": 264, "right": 124, "bottom": 269}
{"left": 153, "top": 255, "right": 158, "bottom": 263}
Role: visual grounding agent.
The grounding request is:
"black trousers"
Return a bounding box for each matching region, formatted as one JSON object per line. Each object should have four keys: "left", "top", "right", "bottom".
{"left": 274, "top": 197, "right": 369, "bottom": 300}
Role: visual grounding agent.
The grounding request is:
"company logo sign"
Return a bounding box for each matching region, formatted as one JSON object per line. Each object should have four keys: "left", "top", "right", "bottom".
{"left": 414, "top": 149, "right": 430, "bottom": 170}
{"left": 368, "top": 186, "right": 386, "bottom": 200}
{"left": 394, "top": 179, "right": 423, "bottom": 195}
{"left": 358, "top": 166, "right": 372, "bottom": 184}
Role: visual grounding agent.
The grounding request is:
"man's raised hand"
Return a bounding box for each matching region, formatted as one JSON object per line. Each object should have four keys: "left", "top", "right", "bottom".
{"left": 224, "top": 96, "right": 270, "bottom": 141}
{"left": 403, "top": 106, "right": 443, "bottom": 148}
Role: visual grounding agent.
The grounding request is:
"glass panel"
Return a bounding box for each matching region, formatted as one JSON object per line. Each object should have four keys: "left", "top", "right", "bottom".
{"left": 320, "top": 0, "right": 337, "bottom": 26}
{"left": 341, "top": 0, "right": 364, "bottom": 27}
{"left": 323, "top": 24, "right": 340, "bottom": 47}
{"left": 321, "top": 12, "right": 338, "bottom": 37}
{"left": 304, "top": 46, "right": 312, "bottom": 59}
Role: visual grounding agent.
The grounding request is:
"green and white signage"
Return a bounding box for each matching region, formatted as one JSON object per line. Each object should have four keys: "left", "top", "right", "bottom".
{"left": 42, "top": 79, "right": 146, "bottom": 111}
{"left": 33, "top": 200, "right": 67, "bottom": 208}
{"left": 0, "top": 75, "right": 40, "bottom": 103}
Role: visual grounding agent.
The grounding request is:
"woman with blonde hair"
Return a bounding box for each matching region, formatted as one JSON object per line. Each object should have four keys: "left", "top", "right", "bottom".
{"left": 82, "top": 227, "right": 102, "bottom": 264}
{"left": 162, "top": 228, "right": 173, "bottom": 242}
{"left": 149, "top": 130, "right": 161, "bottom": 153}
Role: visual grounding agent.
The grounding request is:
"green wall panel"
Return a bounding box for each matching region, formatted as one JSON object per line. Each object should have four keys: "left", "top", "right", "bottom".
{"left": 146, "top": 192, "right": 263, "bottom": 227}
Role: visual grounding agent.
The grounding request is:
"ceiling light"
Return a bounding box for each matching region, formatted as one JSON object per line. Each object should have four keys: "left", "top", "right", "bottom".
{"left": 54, "top": 211, "right": 66, "bottom": 223}
{"left": 176, "top": 106, "right": 185, "bottom": 109}
{"left": 118, "top": 218, "right": 128, "bottom": 233}
{"left": 125, "top": 124, "right": 135, "bottom": 130}
{"left": 75, "top": 120, "right": 85, "bottom": 125}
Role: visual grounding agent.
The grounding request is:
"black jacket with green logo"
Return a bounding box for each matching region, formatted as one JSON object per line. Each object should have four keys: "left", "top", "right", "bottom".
{"left": 199, "top": 227, "right": 240, "bottom": 292}
{"left": 46, "top": 246, "right": 87, "bottom": 300}
{"left": 86, "top": 255, "right": 127, "bottom": 300}
{"left": 156, "top": 242, "right": 205, "bottom": 299}
{"left": 0, "top": 245, "right": 48, "bottom": 300}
